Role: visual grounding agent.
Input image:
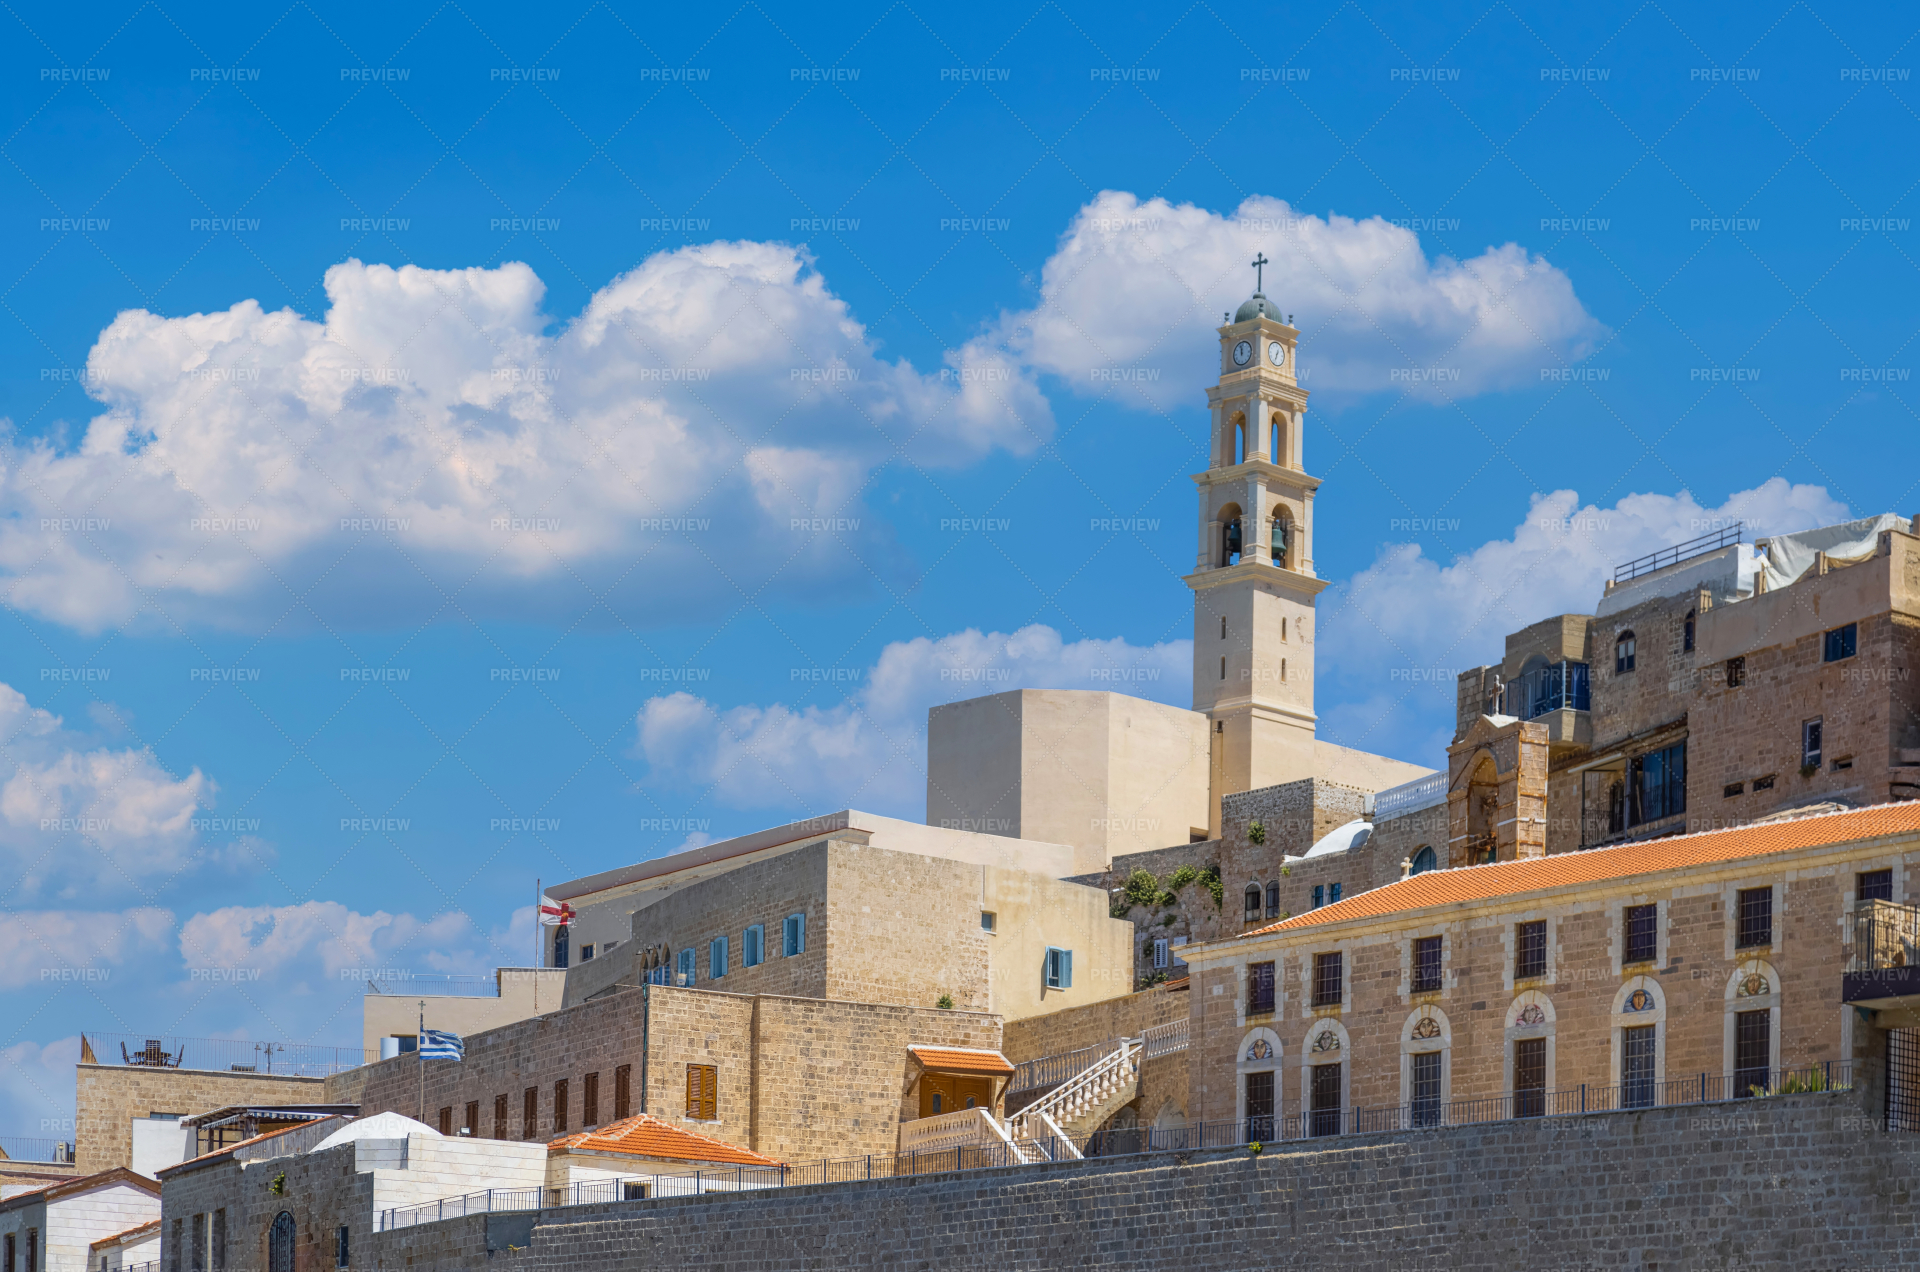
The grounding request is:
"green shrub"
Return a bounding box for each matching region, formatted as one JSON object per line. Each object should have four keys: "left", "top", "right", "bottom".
{"left": 1199, "top": 864, "right": 1224, "bottom": 907}
{"left": 1123, "top": 868, "right": 1162, "bottom": 909}
{"left": 1247, "top": 820, "right": 1266, "bottom": 845}
{"left": 935, "top": 993, "right": 954, "bottom": 1010}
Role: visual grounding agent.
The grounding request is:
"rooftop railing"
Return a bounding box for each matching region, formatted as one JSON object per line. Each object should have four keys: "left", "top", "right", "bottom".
{"left": 1849, "top": 900, "right": 1920, "bottom": 974}
{"left": 1614, "top": 523, "right": 1743, "bottom": 584}
{"left": 378, "top": 1060, "right": 1855, "bottom": 1232}
{"left": 85, "top": 1031, "right": 371, "bottom": 1077}
{"left": 1372, "top": 772, "right": 1447, "bottom": 822}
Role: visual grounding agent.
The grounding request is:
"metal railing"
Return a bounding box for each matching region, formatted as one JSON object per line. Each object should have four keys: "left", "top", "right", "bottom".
{"left": 1849, "top": 899, "right": 1920, "bottom": 973}
{"left": 1499, "top": 661, "right": 1590, "bottom": 720}
{"left": 0, "top": 1136, "right": 73, "bottom": 1163}
{"left": 86, "top": 1032, "right": 372, "bottom": 1077}
{"left": 378, "top": 1061, "right": 1855, "bottom": 1230}
{"left": 1614, "top": 523, "right": 1743, "bottom": 583}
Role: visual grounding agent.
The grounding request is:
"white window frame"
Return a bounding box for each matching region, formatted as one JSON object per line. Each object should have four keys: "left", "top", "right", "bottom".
{"left": 1045, "top": 946, "right": 1073, "bottom": 990}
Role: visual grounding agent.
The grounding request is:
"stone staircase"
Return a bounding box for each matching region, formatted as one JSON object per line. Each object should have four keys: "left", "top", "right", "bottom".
{"left": 1005, "top": 1038, "right": 1140, "bottom": 1160}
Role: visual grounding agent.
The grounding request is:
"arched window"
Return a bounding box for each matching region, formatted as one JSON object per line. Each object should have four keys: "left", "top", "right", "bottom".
{"left": 1244, "top": 885, "right": 1261, "bottom": 923}
{"left": 1270, "top": 418, "right": 1281, "bottom": 461}
{"left": 1683, "top": 611, "right": 1696, "bottom": 653}
{"left": 268, "top": 1212, "right": 297, "bottom": 1272}
{"left": 1615, "top": 631, "right": 1636, "bottom": 674}
{"left": 1265, "top": 881, "right": 1280, "bottom": 918}
{"left": 1410, "top": 846, "right": 1437, "bottom": 875}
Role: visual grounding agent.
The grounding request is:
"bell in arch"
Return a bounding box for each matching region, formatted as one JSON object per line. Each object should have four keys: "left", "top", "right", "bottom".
{"left": 1224, "top": 518, "right": 1242, "bottom": 563}
{"left": 1271, "top": 519, "right": 1288, "bottom": 564}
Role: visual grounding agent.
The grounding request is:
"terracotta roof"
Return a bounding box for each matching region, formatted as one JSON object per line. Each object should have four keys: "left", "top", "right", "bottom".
{"left": 91, "top": 1219, "right": 162, "bottom": 1252}
{"left": 547, "top": 1114, "right": 780, "bottom": 1168}
{"left": 907, "top": 1045, "right": 1015, "bottom": 1076}
{"left": 1245, "top": 800, "right": 1920, "bottom": 938}
{"left": 0, "top": 1167, "right": 159, "bottom": 1213}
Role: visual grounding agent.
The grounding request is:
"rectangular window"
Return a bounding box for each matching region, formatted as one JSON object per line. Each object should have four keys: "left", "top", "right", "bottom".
{"left": 623, "top": 1182, "right": 649, "bottom": 1201}
{"left": 1045, "top": 946, "right": 1074, "bottom": 990}
{"left": 1624, "top": 904, "right": 1658, "bottom": 965}
{"left": 1725, "top": 655, "right": 1745, "bottom": 688}
{"left": 1515, "top": 920, "right": 1547, "bottom": 981}
{"left": 1312, "top": 951, "right": 1342, "bottom": 1008}
{"left": 583, "top": 1072, "right": 600, "bottom": 1127}
{"left": 213, "top": 1208, "right": 226, "bottom": 1271}
{"left": 614, "top": 1064, "right": 633, "bottom": 1121}
{"left": 5, "top": 1233, "right": 12, "bottom": 1272}
{"left": 1329, "top": 882, "right": 1343, "bottom": 904}
{"left": 1312, "top": 884, "right": 1324, "bottom": 909}
{"left": 1244, "top": 1069, "right": 1274, "bottom": 1142}
{"left": 1628, "top": 740, "right": 1688, "bottom": 826}
{"left": 686, "top": 1063, "right": 718, "bottom": 1120}
{"left": 494, "top": 1093, "right": 508, "bottom": 1139}
{"left": 1514, "top": 1036, "right": 1546, "bottom": 1118}
{"left": 1803, "top": 718, "right": 1823, "bottom": 770}
{"left": 1723, "top": 781, "right": 1743, "bottom": 798}
{"left": 743, "top": 924, "right": 764, "bottom": 968}
{"left": 1735, "top": 1009, "right": 1771, "bottom": 1097}
{"left": 463, "top": 1100, "right": 478, "bottom": 1136}
{"left": 783, "top": 912, "right": 806, "bottom": 957}
{"left": 709, "top": 936, "right": 728, "bottom": 980}
{"left": 553, "top": 1079, "right": 569, "bottom": 1134}
{"left": 1824, "top": 623, "right": 1857, "bottom": 662}
{"left": 1412, "top": 936, "right": 1443, "bottom": 994}
{"left": 1753, "top": 774, "right": 1775, "bottom": 791}
{"left": 1737, "top": 886, "right": 1773, "bottom": 948}
{"left": 335, "top": 1224, "right": 350, "bottom": 1269}
{"left": 1622, "top": 1025, "right": 1657, "bottom": 1108}
{"left": 980, "top": 911, "right": 995, "bottom": 932}
{"left": 1309, "top": 1063, "right": 1342, "bottom": 1137}
{"left": 1152, "top": 938, "right": 1169, "bottom": 969}
{"left": 437, "top": 1106, "right": 452, "bottom": 1136}
{"left": 191, "top": 1211, "right": 205, "bottom": 1272}
{"left": 523, "top": 1086, "right": 537, "bottom": 1139}
{"left": 1248, "top": 961, "right": 1275, "bottom": 1014}
{"left": 1860, "top": 870, "right": 1895, "bottom": 904}
{"left": 677, "top": 946, "right": 695, "bottom": 985}
{"left": 580, "top": 943, "right": 594, "bottom": 961}
{"left": 1410, "top": 1050, "right": 1442, "bottom": 1128}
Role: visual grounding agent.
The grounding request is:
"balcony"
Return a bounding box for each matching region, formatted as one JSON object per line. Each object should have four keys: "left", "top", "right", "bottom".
{"left": 1499, "top": 661, "right": 1590, "bottom": 721}
{"left": 1844, "top": 900, "right": 1920, "bottom": 1008}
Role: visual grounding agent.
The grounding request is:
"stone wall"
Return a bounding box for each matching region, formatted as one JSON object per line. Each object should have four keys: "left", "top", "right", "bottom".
{"left": 1190, "top": 829, "right": 1912, "bottom": 1127}
{"left": 1001, "top": 983, "right": 1186, "bottom": 1063}
{"left": 75, "top": 1064, "right": 326, "bottom": 1173}
{"left": 498, "top": 1089, "right": 1917, "bottom": 1271}
{"left": 339, "top": 983, "right": 1002, "bottom": 1164}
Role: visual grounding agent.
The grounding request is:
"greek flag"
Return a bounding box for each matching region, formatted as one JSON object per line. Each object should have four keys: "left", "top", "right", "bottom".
{"left": 419, "top": 1029, "right": 464, "bottom": 1060}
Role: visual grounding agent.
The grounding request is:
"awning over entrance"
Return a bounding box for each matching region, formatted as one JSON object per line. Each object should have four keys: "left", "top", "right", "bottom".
{"left": 907, "top": 1045, "right": 1015, "bottom": 1076}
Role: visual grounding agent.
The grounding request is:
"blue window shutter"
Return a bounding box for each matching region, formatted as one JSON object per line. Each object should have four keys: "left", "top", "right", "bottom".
{"left": 794, "top": 912, "right": 806, "bottom": 954}
{"left": 1063, "top": 949, "right": 1073, "bottom": 988}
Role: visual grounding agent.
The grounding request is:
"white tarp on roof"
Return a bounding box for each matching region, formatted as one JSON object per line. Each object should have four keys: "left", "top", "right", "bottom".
{"left": 1759, "top": 514, "right": 1903, "bottom": 592}
{"left": 309, "top": 1112, "right": 438, "bottom": 1153}
{"left": 1302, "top": 819, "right": 1373, "bottom": 859}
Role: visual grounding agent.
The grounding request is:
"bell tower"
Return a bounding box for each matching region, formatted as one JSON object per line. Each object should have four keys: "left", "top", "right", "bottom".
{"left": 1186, "top": 256, "right": 1326, "bottom": 834}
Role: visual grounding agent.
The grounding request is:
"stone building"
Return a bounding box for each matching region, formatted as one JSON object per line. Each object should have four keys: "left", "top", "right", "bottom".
{"left": 0, "top": 1167, "right": 158, "bottom": 1272}
{"left": 560, "top": 832, "right": 1133, "bottom": 1023}
{"left": 1456, "top": 515, "right": 1920, "bottom": 864}
{"left": 1180, "top": 800, "right": 1920, "bottom": 1138}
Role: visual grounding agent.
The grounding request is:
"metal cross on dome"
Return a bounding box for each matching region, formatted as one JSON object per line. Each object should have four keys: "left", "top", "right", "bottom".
{"left": 1251, "top": 252, "right": 1269, "bottom": 291}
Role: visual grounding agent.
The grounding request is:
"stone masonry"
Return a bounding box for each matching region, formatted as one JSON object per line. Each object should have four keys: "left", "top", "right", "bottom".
{"left": 75, "top": 1064, "right": 325, "bottom": 1173}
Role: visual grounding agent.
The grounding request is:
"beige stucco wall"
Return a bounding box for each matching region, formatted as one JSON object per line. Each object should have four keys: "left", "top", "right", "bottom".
{"left": 361, "top": 969, "right": 569, "bottom": 1055}
{"left": 980, "top": 864, "right": 1135, "bottom": 1021}
{"left": 927, "top": 689, "right": 1209, "bottom": 869}
{"left": 1312, "top": 740, "right": 1435, "bottom": 794}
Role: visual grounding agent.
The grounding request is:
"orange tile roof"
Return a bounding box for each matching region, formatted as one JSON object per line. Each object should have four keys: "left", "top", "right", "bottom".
{"left": 1245, "top": 800, "right": 1920, "bottom": 938}
{"left": 907, "top": 1045, "right": 1015, "bottom": 1076}
{"left": 547, "top": 1114, "right": 780, "bottom": 1168}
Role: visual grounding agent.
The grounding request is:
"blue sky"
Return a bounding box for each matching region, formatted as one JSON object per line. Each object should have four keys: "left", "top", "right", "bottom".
{"left": 0, "top": 0, "right": 1917, "bottom": 1135}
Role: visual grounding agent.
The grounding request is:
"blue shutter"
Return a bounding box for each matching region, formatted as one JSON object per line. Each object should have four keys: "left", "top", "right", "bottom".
{"left": 1063, "top": 948, "right": 1073, "bottom": 988}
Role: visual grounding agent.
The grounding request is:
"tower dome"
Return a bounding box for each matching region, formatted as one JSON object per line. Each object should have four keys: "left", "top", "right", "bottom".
{"left": 1234, "top": 292, "right": 1283, "bottom": 323}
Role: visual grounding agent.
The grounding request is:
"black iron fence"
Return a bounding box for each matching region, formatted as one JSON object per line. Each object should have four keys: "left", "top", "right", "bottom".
{"left": 1614, "top": 523, "right": 1743, "bottom": 583}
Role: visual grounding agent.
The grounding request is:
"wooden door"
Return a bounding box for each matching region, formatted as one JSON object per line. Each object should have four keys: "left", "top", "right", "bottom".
{"left": 919, "top": 1074, "right": 993, "bottom": 1118}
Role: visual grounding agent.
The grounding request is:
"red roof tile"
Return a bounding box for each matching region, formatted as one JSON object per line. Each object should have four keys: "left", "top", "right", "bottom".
{"left": 1244, "top": 800, "right": 1920, "bottom": 938}
{"left": 91, "top": 1219, "right": 162, "bottom": 1252}
{"left": 907, "top": 1045, "right": 1015, "bottom": 1076}
{"left": 547, "top": 1114, "right": 780, "bottom": 1168}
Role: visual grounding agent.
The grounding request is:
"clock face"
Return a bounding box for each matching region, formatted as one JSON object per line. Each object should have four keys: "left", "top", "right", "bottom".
{"left": 1232, "top": 340, "right": 1252, "bottom": 367}
{"left": 1268, "top": 341, "right": 1285, "bottom": 366}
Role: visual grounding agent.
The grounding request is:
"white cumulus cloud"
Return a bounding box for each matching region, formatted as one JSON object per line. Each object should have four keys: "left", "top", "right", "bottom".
{"left": 634, "top": 623, "right": 1192, "bottom": 815}
{"left": 177, "top": 900, "right": 494, "bottom": 990}
{"left": 0, "top": 244, "right": 1052, "bottom": 632}
{"left": 0, "top": 907, "right": 174, "bottom": 989}
{"left": 996, "top": 190, "right": 1603, "bottom": 405}
{"left": 0, "top": 682, "right": 211, "bottom": 892}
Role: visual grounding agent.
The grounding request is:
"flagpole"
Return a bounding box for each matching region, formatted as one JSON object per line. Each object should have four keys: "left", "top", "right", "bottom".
{"left": 417, "top": 1000, "right": 425, "bottom": 1123}
{"left": 535, "top": 877, "right": 542, "bottom": 1015}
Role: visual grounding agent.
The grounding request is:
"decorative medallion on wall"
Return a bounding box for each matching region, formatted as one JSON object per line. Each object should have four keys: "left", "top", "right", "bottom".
{"left": 1516, "top": 1004, "right": 1546, "bottom": 1027}
{"left": 1624, "top": 989, "right": 1654, "bottom": 1013}
{"left": 1311, "top": 1030, "right": 1341, "bottom": 1053}
{"left": 1412, "top": 1016, "right": 1442, "bottom": 1040}
{"left": 1738, "top": 973, "right": 1770, "bottom": 998}
{"left": 1246, "top": 1038, "right": 1273, "bottom": 1062}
